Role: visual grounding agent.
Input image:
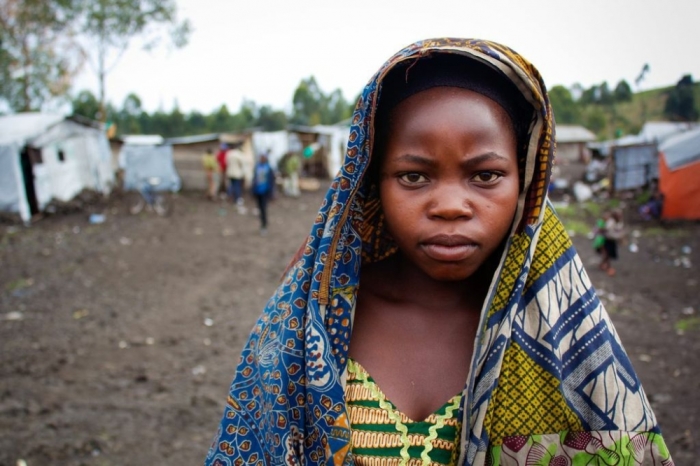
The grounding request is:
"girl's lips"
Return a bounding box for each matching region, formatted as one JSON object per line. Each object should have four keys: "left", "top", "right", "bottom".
{"left": 421, "top": 236, "right": 478, "bottom": 262}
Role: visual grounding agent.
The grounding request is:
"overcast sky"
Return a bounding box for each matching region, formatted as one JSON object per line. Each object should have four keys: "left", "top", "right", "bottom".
{"left": 74, "top": 0, "right": 700, "bottom": 115}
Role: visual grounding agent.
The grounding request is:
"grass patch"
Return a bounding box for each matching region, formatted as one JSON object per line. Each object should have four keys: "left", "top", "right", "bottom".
{"left": 643, "top": 227, "right": 689, "bottom": 238}
{"left": 675, "top": 317, "right": 700, "bottom": 332}
{"left": 553, "top": 204, "right": 577, "bottom": 219}
{"left": 5, "top": 277, "right": 34, "bottom": 292}
{"left": 563, "top": 219, "right": 592, "bottom": 236}
{"left": 582, "top": 202, "right": 602, "bottom": 218}
{"left": 553, "top": 200, "right": 627, "bottom": 222}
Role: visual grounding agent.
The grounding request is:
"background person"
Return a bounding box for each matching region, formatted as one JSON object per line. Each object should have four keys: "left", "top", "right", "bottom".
{"left": 215, "top": 143, "right": 228, "bottom": 199}
{"left": 251, "top": 152, "right": 275, "bottom": 235}
{"left": 202, "top": 147, "right": 218, "bottom": 200}
{"left": 225, "top": 142, "right": 246, "bottom": 206}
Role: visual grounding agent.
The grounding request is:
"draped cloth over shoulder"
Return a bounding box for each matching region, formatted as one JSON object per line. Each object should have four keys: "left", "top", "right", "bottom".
{"left": 205, "top": 39, "right": 673, "bottom": 466}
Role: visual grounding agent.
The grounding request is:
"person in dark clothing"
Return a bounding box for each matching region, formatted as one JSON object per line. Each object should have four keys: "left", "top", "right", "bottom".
{"left": 251, "top": 152, "right": 275, "bottom": 235}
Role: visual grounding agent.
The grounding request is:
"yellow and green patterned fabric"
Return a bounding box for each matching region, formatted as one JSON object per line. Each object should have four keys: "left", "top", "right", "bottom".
{"left": 346, "top": 359, "right": 461, "bottom": 466}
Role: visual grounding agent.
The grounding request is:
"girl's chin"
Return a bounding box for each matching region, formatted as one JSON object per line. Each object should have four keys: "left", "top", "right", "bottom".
{"left": 423, "top": 265, "right": 481, "bottom": 283}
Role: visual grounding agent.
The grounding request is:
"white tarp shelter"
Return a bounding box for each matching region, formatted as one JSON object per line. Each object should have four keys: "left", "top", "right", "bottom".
{"left": 251, "top": 126, "right": 349, "bottom": 178}
{"left": 118, "top": 141, "right": 181, "bottom": 193}
{"left": 252, "top": 130, "right": 289, "bottom": 169}
{"left": 313, "top": 125, "right": 351, "bottom": 178}
{"left": 0, "top": 113, "right": 114, "bottom": 223}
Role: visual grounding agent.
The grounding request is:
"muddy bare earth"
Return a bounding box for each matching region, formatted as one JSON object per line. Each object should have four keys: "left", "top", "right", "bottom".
{"left": 1, "top": 189, "right": 698, "bottom": 466}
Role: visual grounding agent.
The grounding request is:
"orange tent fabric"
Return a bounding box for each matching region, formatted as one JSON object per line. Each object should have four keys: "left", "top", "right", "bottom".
{"left": 659, "top": 153, "right": 700, "bottom": 220}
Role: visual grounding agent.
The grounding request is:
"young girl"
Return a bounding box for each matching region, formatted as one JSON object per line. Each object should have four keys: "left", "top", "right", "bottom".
{"left": 594, "top": 210, "right": 625, "bottom": 276}
{"left": 205, "top": 39, "right": 672, "bottom": 466}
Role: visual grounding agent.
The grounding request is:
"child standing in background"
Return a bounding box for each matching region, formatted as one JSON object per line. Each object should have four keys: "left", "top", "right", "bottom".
{"left": 202, "top": 148, "right": 218, "bottom": 200}
{"left": 602, "top": 209, "right": 626, "bottom": 276}
{"left": 593, "top": 211, "right": 610, "bottom": 271}
{"left": 205, "top": 38, "right": 672, "bottom": 466}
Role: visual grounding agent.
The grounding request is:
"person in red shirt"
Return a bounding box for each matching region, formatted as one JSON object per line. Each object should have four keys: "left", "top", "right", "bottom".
{"left": 215, "top": 143, "right": 228, "bottom": 198}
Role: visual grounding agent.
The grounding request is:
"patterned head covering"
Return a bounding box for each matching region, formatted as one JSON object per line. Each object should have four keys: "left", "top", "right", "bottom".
{"left": 205, "top": 39, "right": 673, "bottom": 466}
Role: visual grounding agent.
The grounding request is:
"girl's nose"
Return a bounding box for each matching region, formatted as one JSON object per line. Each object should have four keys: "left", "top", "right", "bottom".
{"left": 428, "top": 183, "right": 474, "bottom": 220}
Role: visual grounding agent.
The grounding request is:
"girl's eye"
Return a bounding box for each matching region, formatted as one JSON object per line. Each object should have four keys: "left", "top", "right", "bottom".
{"left": 473, "top": 171, "right": 502, "bottom": 183}
{"left": 399, "top": 172, "right": 428, "bottom": 184}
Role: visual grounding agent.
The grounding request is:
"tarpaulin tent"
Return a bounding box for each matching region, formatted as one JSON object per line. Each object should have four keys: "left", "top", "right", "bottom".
{"left": 0, "top": 113, "right": 114, "bottom": 223}
{"left": 118, "top": 143, "right": 181, "bottom": 193}
{"left": 658, "top": 127, "right": 700, "bottom": 220}
{"left": 286, "top": 125, "right": 350, "bottom": 179}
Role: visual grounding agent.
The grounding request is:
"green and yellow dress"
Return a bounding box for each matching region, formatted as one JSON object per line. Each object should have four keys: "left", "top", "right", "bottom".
{"left": 346, "top": 359, "right": 462, "bottom": 466}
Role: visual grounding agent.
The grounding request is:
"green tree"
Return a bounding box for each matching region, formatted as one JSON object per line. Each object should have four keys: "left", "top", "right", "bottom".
{"left": 209, "top": 104, "right": 232, "bottom": 132}
{"left": 77, "top": 0, "right": 190, "bottom": 121}
{"left": 580, "top": 82, "right": 613, "bottom": 106}
{"left": 580, "top": 84, "right": 598, "bottom": 105}
{"left": 71, "top": 89, "right": 101, "bottom": 120}
{"left": 186, "top": 110, "right": 207, "bottom": 133}
{"left": 291, "top": 76, "right": 353, "bottom": 126}
{"left": 256, "top": 105, "right": 287, "bottom": 131}
{"left": 148, "top": 109, "right": 170, "bottom": 136}
{"left": 166, "top": 101, "right": 185, "bottom": 136}
{"left": 0, "top": 0, "right": 83, "bottom": 111}
{"left": 613, "top": 80, "right": 633, "bottom": 102}
{"left": 292, "top": 76, "right": 324, "bottom": 126}
{"left": 116, "top": 93, "right": 144, "bottom": 134}
{"left": 664, "top": 74, "right": 698, "bottom": 121}
{"left": 597, "top": 82, "right": 612, "bottom": 106}
{"left": 585, "top": 107, "right": 608, "bottom": 135}
{"left": 326, "top": 89, "right": 352, "bottom": 124}
{"left": 230, "top": 99, "right": 256, "bottom": 130}
{"left": 548, "top": 85, "right": 580, "bottom": 124}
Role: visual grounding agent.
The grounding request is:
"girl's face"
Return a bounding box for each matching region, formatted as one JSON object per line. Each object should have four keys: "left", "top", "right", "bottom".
{"left": 378, "top": 86, "right": 520, "bottom": 282}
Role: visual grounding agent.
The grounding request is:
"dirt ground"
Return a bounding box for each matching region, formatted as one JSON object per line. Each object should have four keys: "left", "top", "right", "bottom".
{"left": 1, "top": 188, "right": 698, "bottom": 466}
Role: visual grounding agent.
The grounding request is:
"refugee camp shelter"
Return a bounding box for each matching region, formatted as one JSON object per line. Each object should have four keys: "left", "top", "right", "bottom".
{"left": 0, "top": 113, "right": 113, "bottom": 223}
{"left": 639, "top": 121, "right": 700, "bottom": 143}
{"left": 118, "top": 136, "right": 181, "bottom": 193}
{"left": 166, "top": 133, "right": 221, "bottom": 190}
{"left": 555, "top": 125, "right": 597, "bottom": 163}
{"left": 168, "top": 131, "right": 261, "bottom": 190}
{"left": 610, "top": 143, "right": 658, "bottom": 192}
{"left": 595, "top": 121, "right": 700, "bottom": 193}
{"left": 252, "top": 130, "right": 291, "bottom": 170}
{"left": 288, "top": 125, "right": 350, "bottom": 178}
{"left": 314, "top": 125, "right": 351, "bottom": 178}
{"left": 658, "top": 127, "right": 700, "bottom": 220}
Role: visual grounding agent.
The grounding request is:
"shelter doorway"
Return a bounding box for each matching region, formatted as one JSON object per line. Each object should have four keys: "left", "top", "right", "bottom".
{"left": 20, "top": 146, "right": 41, "bottom": 216}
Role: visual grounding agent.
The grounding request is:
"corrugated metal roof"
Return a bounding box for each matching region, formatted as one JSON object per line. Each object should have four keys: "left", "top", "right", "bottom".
{"left": 122, "top": 134, "right": 164, "bottom": 145}
{"left": 165, "top": 133, "right": 220, "bottom": 145}
{"left": 556, "top": 125, "right": 597, "bottom": 143}
{"left": 659, "top": 126, "right": 700, "bottom": 170}
{"left": 639, "top": 121, "right": 699, "bottom": 143}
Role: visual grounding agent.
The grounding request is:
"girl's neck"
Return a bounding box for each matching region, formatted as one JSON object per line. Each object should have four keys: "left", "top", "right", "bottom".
{"left": 368, "top": 253, "right": 493, "bottom": 314}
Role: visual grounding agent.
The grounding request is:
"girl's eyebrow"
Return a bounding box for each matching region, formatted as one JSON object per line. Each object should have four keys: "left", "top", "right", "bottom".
{"left": 394, "top": 153, "right": 437, "bottom": 167}
{"left": 459, "top": 152, "right": 511, "bottom": 169}
{"left": 394, "top": 152, "right": 510, "bottom": 168}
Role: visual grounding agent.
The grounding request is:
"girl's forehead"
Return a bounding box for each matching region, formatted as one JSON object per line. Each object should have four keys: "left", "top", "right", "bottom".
{"left": 376, "top": 54, "right": 531, "bottom": 130}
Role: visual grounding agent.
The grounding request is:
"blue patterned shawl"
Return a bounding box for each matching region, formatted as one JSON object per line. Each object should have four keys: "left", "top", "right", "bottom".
{"left": 205, "top": 39, "right": 673, "bottom": 466}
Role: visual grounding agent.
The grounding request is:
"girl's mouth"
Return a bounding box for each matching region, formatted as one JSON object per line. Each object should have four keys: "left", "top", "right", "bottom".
{"left": 421, "top": 234, "right": 479, "bottom": 261}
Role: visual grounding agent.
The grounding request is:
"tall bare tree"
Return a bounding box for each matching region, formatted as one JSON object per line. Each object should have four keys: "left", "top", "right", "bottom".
{"left": 78, "top": 0, "right": 190, "bottom": 121}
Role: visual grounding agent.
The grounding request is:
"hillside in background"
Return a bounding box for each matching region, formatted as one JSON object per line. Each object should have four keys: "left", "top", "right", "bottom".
{"left": 609, "top": 84, "right": 700, "bottom": 134}
{"left": 552, "top": 81, "right": 700, "bottom": 141}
